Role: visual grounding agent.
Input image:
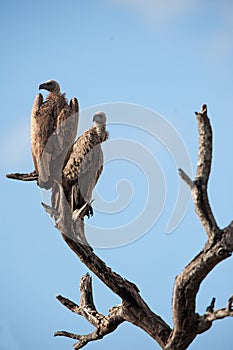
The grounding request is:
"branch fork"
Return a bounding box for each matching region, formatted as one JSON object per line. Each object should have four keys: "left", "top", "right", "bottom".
{"left": 42, "top": 180, "right": 171, "bottom": 348}
{"left": 198, "top": 296, "right": 233, "bottom": 334}
{"left": 165, "top": 105, "right": 233, "bottom": 349}
{"left": 55, "top": 273, "right": 124, "bottom": 349}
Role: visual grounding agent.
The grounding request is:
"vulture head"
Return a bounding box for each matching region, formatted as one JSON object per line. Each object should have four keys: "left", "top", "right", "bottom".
{"left": 93, "top": 112, "right": 107, "bottom": 125}
{"left": 93, "top": 112, "right": 108, "bottom": 139}
{"left": 39, "top": 80, "right": 60, "bottom": 94}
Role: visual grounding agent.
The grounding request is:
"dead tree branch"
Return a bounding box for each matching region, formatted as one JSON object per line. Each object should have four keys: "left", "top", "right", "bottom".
{"left": 44, "top": 105, "right": 233, "bottom": 350}
{"left": 198, "top": 296, "right": 233, "bottom": 334}
{"left": 55, "top": 273, "right": 125, "bottom": 349}
{"left": 165, "top": 105, "right": 233, "bottom": 350}
{"left": 44, "top": 181, "right": 172, "bottom": 348}
{"left": 6, "top": 171, "right": 38, "bottom": 181}
{"left": 179, "top": 104, "right": 218, "bottom": 238}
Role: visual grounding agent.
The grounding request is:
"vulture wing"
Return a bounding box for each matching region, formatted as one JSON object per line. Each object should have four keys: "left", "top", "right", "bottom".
{"left": 52, "top": 126, "right": 107, "bottom": 217}
{"left": 56, "top": 97, "right": 79, "bottom": 159}
{"left": 70, "top": 144, "right": 104, "bottom": 212}
{"left": 33, "top": 95, "right": 79, "bottom": 189}
{"left": 30, "top": 93, "right": 55, "bottom": 174}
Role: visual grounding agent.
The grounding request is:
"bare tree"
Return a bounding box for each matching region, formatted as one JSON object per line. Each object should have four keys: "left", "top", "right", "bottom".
{"left": 6, "top": 104, "right": 233, "bottom": 349}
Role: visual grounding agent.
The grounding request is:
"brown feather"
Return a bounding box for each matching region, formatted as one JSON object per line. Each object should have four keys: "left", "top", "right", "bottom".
{"left": 30, "top": 87, "right": 79, "bottom": 189}
{"left": 63, "top": 126, "right": 108, "bottom": 183}
{"left": 52, "top": 123, "right": 108, "bottom": 216}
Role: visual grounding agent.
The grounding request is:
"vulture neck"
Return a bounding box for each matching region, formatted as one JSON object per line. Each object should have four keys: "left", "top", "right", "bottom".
{"left": 47, "top": 91, "right": 61, "bottom": 100}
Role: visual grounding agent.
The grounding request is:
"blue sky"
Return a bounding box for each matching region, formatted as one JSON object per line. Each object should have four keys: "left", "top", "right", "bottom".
{"left": 1, "top": 0, "right": 233, "bottom": 349}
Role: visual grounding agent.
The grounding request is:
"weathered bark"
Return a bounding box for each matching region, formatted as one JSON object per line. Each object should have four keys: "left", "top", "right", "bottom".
{"left": 6, "top": 104, "right": 233, "bottom": 349}
{"left": 179, "top": 104, "right": 218, "bottom": 237}
{"left": 55, "top": 273, "right": 125, "bottom": 349}
{"left": 198, "top": 296, "right": 233, "bottom": 334}
{"left": 45, "top": 182, "right": 172, "bottom": 348}
{"left": 165, "top": 105, "right": 233, "bottom": 350}
{"left": 6, "top": 171, "right": 38, "bottom": 181}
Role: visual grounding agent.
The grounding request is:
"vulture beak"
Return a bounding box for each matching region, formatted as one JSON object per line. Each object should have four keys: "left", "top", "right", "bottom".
{"left": 39, "top": 83, "right": 46, "bottom": 90}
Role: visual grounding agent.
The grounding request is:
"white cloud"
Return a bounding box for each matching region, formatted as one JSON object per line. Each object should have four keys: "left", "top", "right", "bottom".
{"left": 109, "top": 0, "right": 233, "bottom": 63}
{"left": 109, "top": 0, "right": 198, "bottom": 25}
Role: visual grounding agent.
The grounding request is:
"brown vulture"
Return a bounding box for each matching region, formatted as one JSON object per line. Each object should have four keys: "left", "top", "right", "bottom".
{"left": 30, "top": 80, "right": 79, "bottom": 189}
{"left": 52, "top": 112, "right": 108, "bottom": 218}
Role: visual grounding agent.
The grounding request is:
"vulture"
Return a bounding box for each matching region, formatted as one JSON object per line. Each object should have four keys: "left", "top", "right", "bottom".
{"left": 30, "top": 80, "right": 79, "bottom": 189}
{"left": 52, "top": 112, "right": 108, "bottom": 218}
